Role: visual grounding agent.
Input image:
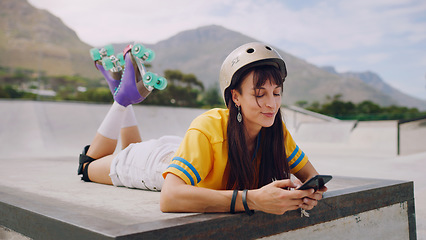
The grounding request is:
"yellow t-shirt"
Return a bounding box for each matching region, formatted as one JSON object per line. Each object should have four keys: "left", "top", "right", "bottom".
{"left": 162, "top": 108, "right": 308, "bottom": 190}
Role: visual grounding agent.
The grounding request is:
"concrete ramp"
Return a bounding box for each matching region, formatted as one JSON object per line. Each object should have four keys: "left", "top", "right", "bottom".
{"left": 349, "top": 121, "right": 398, "bottom": 155}
{"left": 293, "top": 121, "right": 356, "bottom": 143}
{"left": 0, "top": 100, "right": 206, "bottom": 159}
{"left": 293, "top": 120, "right": 399, "bottom": 157}
{"left": 0, "top": 100, "right": 421, "bottom": 159}
{"left": 281, "top": 106, "right": 340, "bottom": 132}
{"left": 399, "top": 117, "right": 426, "bottom": 155}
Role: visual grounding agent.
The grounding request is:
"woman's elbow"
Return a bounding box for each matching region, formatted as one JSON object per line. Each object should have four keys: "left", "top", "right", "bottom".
{"left": 160, "top": 189, "right": 174, "bottom": 212}
{"left": 160, "top": 174, "right": 182, "bottom": 212}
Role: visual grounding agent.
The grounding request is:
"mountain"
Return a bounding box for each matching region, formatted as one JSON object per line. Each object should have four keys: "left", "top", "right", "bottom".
{"left": 0, "top": 0, "right": 98, "bottom": 78}
{"left": 322, "top": 67, "right": 426, "bottom": 110}
{"left": 142, "top": 25, "right": 405, "bottom": 108}
{"left": 1, "top": 0, "right": 425, "bottom": 110}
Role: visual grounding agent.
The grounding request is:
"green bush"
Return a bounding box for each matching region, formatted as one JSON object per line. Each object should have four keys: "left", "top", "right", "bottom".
{"left": 305, "top": 94, "right": 426, "bottom": 121}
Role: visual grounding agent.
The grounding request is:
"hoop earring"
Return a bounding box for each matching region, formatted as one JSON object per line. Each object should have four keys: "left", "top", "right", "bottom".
{"left": 236, "top": 104, "right": 242, "bottom": 123}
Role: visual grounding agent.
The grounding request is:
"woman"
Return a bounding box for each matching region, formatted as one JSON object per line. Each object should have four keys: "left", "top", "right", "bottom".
{"left": 78, "top": 42, "right": 326, "bottom": 216}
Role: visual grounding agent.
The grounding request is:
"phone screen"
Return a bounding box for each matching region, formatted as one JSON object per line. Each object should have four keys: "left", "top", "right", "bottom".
{"left": 298, "top": 175, "right": 332, "bottom": 191}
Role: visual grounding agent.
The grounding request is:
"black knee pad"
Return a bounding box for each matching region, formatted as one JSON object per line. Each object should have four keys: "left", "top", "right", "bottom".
{"left": 78, "top": 145, "right": 95, "bottom": 182}
{"left": 81, "top": 161, "right": 92, "bottom": 182}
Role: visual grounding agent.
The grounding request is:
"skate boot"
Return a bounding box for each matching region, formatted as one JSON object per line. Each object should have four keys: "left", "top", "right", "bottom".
{"left": 90, "top": 45, "right": 125, "bottom": 95}
{"left": 113, "top": 43, "right": 168, "bottom": 107}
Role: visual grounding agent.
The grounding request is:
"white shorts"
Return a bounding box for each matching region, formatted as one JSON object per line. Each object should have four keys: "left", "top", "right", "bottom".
{"left": 109, "top": 135, "right": 182, "bottom": 191}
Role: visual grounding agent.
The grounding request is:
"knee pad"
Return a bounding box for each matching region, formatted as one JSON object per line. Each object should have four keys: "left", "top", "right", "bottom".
{"left": 78, "top": 145, "right": 96, "bottom": 182}
{"left": 81, "top": 161, "right": 92, "bottom": 182}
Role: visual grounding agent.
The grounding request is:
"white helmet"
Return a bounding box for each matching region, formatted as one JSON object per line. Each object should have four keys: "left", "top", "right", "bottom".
{"left": 219, "top": 42, "right": 287, "bottom": 106}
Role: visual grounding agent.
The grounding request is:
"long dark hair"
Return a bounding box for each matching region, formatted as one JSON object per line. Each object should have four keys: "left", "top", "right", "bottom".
{"left": 226, "top": 65, "right": 290, "bottom": 190}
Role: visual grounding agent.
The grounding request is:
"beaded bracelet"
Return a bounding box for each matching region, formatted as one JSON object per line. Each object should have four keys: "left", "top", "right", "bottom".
{"left": 242, "top": 189, "right": 254, "bottom": 216}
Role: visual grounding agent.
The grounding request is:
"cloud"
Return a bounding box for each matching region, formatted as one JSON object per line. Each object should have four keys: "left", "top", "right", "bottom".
{"left": 362, "top": 53, "right": 391, "bottom": 65}
{"left": 28, "top": 0, "right": 425, "bottom": 49}
{"left": 244, "top": 0, "right": 426, "bottom": 63}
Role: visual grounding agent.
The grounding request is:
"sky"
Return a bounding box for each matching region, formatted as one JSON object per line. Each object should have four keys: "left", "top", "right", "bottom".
{"left": 27, "top": 0, "right": 426, "bottom": 101}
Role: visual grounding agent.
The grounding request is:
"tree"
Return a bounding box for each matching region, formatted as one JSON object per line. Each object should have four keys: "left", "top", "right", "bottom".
{"left": 295, "top": 100, "right": 308, "bottom": 108}
{"left": 357, "top": 100, "right": 381, "bottom": 114}
{"left": 304, "top": 94, "right": 426, "bottom": 121}
{"left": 320, "top": 94, "right": 356, "bottom": 118}
{"left": 76, "top": 87, "right": 112, "bottom": 103}
{"left": 143, "top": 69, "right": 205, "bottom": 108}
{"left": 0, "top": 85, "right": 21, "bottom": 98}
{"left": 203, "top": 86, "right": 224, "bottom": 108}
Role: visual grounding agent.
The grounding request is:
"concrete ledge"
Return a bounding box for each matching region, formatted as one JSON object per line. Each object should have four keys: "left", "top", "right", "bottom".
{"left": 0, "top": 173, "right": 416, "bottom": 239}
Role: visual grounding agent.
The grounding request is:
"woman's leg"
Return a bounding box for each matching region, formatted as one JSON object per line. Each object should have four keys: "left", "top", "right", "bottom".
{"left": 86, "top": 133, "right": 117, "bottom": 159}
{"left": 120, "top": 105, "right": 142, "bottom": 149}
{"left": 86, "top": 104, "right": 140, "bottom": 158}
{"left": 83, "top": 105, "right": 142, "bottom": 185}
{"left": 121, "top": 126, "right": 142, "bottom": 149}
{"left": 81, "top": 50, "right": 146, "bottom": 184}
{"left": 79, "top": 101, "right": 126, "bottom": 184}
{"left": 86, "top": 101, "right": 127, "bottom": 157}
{"left": 86, "top": 154, "right": 115, "bottom": 185}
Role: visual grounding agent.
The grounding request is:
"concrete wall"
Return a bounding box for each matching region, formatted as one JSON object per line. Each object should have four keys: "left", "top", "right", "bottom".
{"left": 263, "top": 202, "right": 410, "bottom": 240}
{"left": 399, "top": 118, "right": 426, "bottom": 155}
{"left": 0, "top": 226, "right": 31, "bottom": 240}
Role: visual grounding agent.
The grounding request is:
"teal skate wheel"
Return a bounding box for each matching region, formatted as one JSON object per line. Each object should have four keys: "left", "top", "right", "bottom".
{"left": 117, "top": 53, "right": 125, "bottom": 66}
{"left": 143, "top": 72, "right": 157, "bottom": 86}
{"left": 104, "top": 44, "right": 114, "bottom": 56}
{"left": 154, "top": 77, "right": 167, "bottom": 90}
{"left": 102, "top": 57, "right": 114, "bottom": 71}
{"left": 145, "top": 49, "right": 155, "bottom": 62}
{"left": 132, "top": 43, "right": 147, "bottom": 59}
{"left": 90, "top": 48, "right": 101, "bottom": 61}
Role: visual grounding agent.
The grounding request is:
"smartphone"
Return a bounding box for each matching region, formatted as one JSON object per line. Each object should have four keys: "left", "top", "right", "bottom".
{"left": 297, "top": 175, "right": 332, "bottom": 191}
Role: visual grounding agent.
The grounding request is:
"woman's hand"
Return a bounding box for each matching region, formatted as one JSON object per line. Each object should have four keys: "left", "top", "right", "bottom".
{"left": 248, "top": 179, "right": 316, "bottom": 215}
{"left": 293, "top": 179, "right": 328, "bottom": 211}
{"left": 299, "top": 186, "right": 327, "bottom": 210}
{"left": 293, "top": 161, "right": 329, "bottom": 212}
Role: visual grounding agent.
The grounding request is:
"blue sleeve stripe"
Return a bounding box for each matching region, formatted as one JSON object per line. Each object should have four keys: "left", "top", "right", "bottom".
{"left": 172, "top": 157, "right": 201, "bottom": 183}
{"left": 168, "top": 164, "right": 195, "bottom": 186}
{"left": 290, "top": 151, "right": 305, "bottom": 169}
{"left": 287, "top": 145, "right": 299, "bottom": 162}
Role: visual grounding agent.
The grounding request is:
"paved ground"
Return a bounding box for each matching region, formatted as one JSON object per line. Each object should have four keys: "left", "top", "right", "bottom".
{"left": 0, "top": 100, "right": 424, "bottom": 239}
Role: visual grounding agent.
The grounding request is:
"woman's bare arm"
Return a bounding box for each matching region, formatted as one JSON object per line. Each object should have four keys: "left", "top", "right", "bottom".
{"left": 293, "top": 160, "right": 327, "bottom": 201}
{"left": 160, "top": 173, "right": 316, "bottom": 215}
{"left": 294, "top": 160, "right": 319, "bottom": 183}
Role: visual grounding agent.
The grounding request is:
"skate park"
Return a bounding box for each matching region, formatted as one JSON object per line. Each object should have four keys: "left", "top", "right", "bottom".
{"left": 0, "top": 100, "right": 424, "bottom": 239}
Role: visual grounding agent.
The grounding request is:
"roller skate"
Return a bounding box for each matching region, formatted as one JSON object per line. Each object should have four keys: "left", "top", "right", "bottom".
{"left": 90, "top": 44, "right": 124, "bottom": 95}
{"left": 89, "top": 43, "right": 168, "bottom": 107}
